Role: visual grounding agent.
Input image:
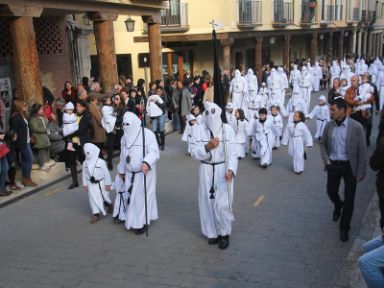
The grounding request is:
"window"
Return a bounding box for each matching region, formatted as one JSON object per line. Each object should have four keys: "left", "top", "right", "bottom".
{"left": 335, "top": 0, "right": 344, "bottom": 20}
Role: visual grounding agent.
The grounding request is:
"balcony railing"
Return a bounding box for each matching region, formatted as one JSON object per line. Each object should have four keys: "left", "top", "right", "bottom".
{"left": 160, "top": 3, "right": 188, "bottom": 31}
{"left": 367, "top": 10, "right": 376, "bottom": 22}
{"left": 301, "top": 1, "right": 317, "bottom": 25}
{"left": 347, "top": 6, "right": 360, "bottom": 23}
{"left": 272, "top": 1, "right": 294, "bottom": 26}
{"left": 321, "top": 5, "right": 335, "bottom": 24}
{"left": 237, "top": 0, "right": 262, "bottom": 27}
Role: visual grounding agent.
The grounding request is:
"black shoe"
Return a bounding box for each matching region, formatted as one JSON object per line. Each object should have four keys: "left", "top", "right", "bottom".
{"left": 160, "top": 145, "right": 165, "bottom": 151}
{"left": 260, "top": 164, "right": 268, "bottom": 169}
{"left": 107, "top": 163, "right": 113, "bottom": 171}
{"left": 333, "top": 202, "right": 344, "bottom": 222}
{"left": 218, "top": 235, "right": 230, "bottom": 250}
{"left": 272, "top": 147, "right": 278, "bottom": 150}
{"left": 68, "top": 182, "right": 79, "bottom": 190}
{"left": 208, "top": 237, "right": 219, "bottom": 245}
{"left": 134, "top": 226, "right": 146, "bottom": 235}
{"left": 304, "top": 152, "right": 307, "bottom": 160}
{"left": 340, "top": 230, "right": 349, "bottom": 242}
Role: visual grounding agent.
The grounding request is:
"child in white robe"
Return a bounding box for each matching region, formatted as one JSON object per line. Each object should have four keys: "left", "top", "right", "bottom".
{"left": 101, "top": 95, "right": 116, "bottom": 134}
{"left": 82, "top": 143, "right": 113, "bottom": 224}
{"left": 182, "top": 114, "right": 197, "bottom": 155}
{"left": 258, "top": 82, "right": 269, "bottom": 108}
{"left": 281, "top": 111, "right": 313, "bottom": 175}
{"left": 308, "top": 95, "right": 330, "bottom": 140}
{"left": 356, "top": 74, "right": 373, "bottom": 113}
{"left": 112, "top": 173, "right": 129, "bottom": 223}
{"left": 270, "top": 106, "right": 283, "bottom": 149}
{"left": 286, "top": 86, "right": 308, "bottom": 123}
{"left": 234, "top": 108, "right": 249, "bottom": 159}
{"left": 252, "top": 108, "right": 277, "bottom": 168}
{"left": 62, "top": 102, "right": 78, "bottom": 151}
{"left": 340, "top": 78, "right": 350, "bottom": 98}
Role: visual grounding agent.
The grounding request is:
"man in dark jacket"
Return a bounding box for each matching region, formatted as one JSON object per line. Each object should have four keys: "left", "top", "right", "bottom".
{"left": 370, "top": 112, "right": 384, "bottom": 231}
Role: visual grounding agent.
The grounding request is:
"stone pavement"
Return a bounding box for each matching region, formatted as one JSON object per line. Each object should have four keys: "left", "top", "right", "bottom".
{"left": 0, "top": 90, "right": 380, "bottom": 288}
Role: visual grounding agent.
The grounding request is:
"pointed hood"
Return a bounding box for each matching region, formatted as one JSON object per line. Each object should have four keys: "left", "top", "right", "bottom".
{"left": 84, "top": 143, "right": 100, "bottom": 176}
{"left": 204, "top": 101, "right": 222, "bottom": 136}
{"left": 122, "top": 111, "right": 142, "bottom": 147}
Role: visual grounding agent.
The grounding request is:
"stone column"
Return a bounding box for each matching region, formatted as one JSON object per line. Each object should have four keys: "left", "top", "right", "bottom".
{"left": 254, "top": 36, "right": 263, "bottom": 83}
{"left": 327, "top": 32, "right": 333, "bottom": 60}
{"left": 166, "top": 52, "right": 173, "bottom": 78}
{"left": 310, "top": 32, "right": 318, "bottom": 64}
{"left": 357, "top": 28, "right": 362, "bottom": 56}
{"left": 282, "top": 35, "right": 291, "bottom": 68}
{"left": 221, "top": 38, "right": 234, "bottom": 71}
{"left": 9, "top": 16, "right": 43, "bottom": 106}
{"left": 350, "top": 29, "right": 357, "bottom": 55}
{"left": 362, "top": 28, "right": 368, "bottom": 55}
{"left": 378, "top": 33, "right": 383, "bottom": 57}
{"left": 178, "top": 54, "right": 184, "bottom": 81}
{"left": 147, "top": 22, "right": 163, "bottom": 81}
{"left": 338, "top": 32, "right": 344, "bottom": 59}
{"left": 76, "top": 27, "right": 94, "bottom": 81}
{"left": 92, "top": 13, "right": 118, "bottom": 93}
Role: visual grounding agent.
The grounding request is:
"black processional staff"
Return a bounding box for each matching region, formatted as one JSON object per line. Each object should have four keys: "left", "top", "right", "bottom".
{"left": 140, "top": 96, "right": 149, "bottom": 237}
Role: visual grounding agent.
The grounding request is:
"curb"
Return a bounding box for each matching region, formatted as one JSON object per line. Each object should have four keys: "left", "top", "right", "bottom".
{"left": 333, "top": 190, "right": 381, "bottom": 288}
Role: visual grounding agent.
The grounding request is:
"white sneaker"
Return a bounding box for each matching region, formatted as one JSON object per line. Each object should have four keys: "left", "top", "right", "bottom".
{"left": 46, "top": 159, "right": 56, "bottom": 167}
{"left": 32, "top": 164, "right": 40, "bottom": 170}
{"left": 40, "top": 165, "right": 50, "bottom": 172}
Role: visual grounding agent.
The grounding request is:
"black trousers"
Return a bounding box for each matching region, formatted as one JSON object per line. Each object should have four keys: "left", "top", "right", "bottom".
{"left": 376, "top": 172, "right": 384, "bottom": 230}
{"left": 326, "top": 162, "right": 357, "bottom": 232}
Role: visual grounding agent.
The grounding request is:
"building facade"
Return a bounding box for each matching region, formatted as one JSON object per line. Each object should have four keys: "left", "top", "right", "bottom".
{"left": 102, "top": 0, "right": 384, "bottom": 82}
{"left": 0, "top": 0, "right": 166, "bottom": 106}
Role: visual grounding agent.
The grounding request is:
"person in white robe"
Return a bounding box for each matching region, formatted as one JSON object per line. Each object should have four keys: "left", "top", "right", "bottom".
{"left": 258, "top": 82, "right": 269, "bottom": 108}
{"left": 270, "top": 105, "right": 283, "bottom": 149}
{"left": 358, "top": 59, "right": 369, "bottom": 77}
{"left": 251, "top": 108, "right": 277, "bottom": 168}
{"left": 375, "top": 65, "right": 384, "bottom": 111}
{"left": 277, "top": 66, "right": 289, "bottom": 103}
{"left": 340, "top": 65, "right": 354, "bottom": 86}
{"left": 225, "top": 102, "right": 237, "bottom": 130}
{"left": 286, "top": 86, "right": 308, "bottom": 123}
{"left": 118, "top": 112, "right": 160, "bottom": 235}
{"left": 339, "top": 78, "right": 350, "bottom": 98}
{"left": 234, "top": 108, "right": 249, "bottom": 159}
{"left": 112, "top": 173, "right": 129, "bottom": 223}
{"left": 189, "top": 101, "right": 238, "bottom": 250}
{"left": 267, "top": 68, "right": 283, "bottom": 108}
{"left": 308, "top": 95, "right": 330, "bottom": 140}
{"left": 229, "top": 69, "right": 248, "bottom": 112}
{"left": 245, "top": 68, "right": 258, "bottom": 100}
{"left": 289, "top": 64, "right": 302, "bottom": 90}
{"left": 281, "top": 111, "right": 313, "bottom": 175}
{"left": 330, "top": 60, "right": 341, "bottom": 84}
{"left": 312, "top": 61, "right": 322, "bottom": 92}
{"left": 101, "top": 97, "right": 116, "bottom": 134}
{"left": 299, "top": 66, "right": 313, "bottom": 110}
{"left": 82, "top": 143, "right": 113, "bottom": 224}
{"left": 369, "top": 62, "right": 379, "bottom": 84}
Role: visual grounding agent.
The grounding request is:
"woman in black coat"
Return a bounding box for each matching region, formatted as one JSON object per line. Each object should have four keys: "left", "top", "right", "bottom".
{"left": 66, "top": 99, "right": 90, "bottom": 189}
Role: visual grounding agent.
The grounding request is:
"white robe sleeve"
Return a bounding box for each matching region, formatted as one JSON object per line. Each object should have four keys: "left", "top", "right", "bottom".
{"left": 190, "top": 128, "right": 212, "bottom": 162}
{"left": 82, "top": 164, "right": 89, "bottom": 187}
{"left": 101, "top": 160, "right": 112, "bottom": 186}
{"left": 326, "top": 108, "right": 330, "bottom": 121}
{"left": 281, "top": 125, "right": 289, "bottom": 146}
{"left": 118, "top": 139, "right": 126, "bottom": 175}
{"left": 143, "top": 129, "right": 160, "bottom": 169}
{"left": 308, "top": 106, "right": 318, "bottom": 119}
{"left": 225, "top": 124, "right": 238, "bottom": 176}
{"left": 302, "top": 124, "right": 313, "bottom": 147}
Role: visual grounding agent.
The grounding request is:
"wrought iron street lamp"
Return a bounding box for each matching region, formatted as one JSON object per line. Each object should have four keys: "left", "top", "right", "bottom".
{"left": 124, "top": 17, "right": 135, "bottom": 32}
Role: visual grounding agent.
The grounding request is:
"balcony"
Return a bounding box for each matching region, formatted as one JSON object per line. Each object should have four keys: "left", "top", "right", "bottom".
{"left": 237, "top": 0, "right": 262, "bottom": 27}
{"left": 367, "top": 10, "right": 377, "bottom": 22}
{"left": 320, "top": 5, "right": 335, "bottom": 25}
{"left": 300, "top": 1, "right": 317, "bottom": 26}
{"left": 347, "top": 7, "right": 360, "bottom": 24}
{"left": 272, "top": 0, "right": 294, "bottom": 27}
{"left": 159, "top": 2, "right": 189, "bottom": 32}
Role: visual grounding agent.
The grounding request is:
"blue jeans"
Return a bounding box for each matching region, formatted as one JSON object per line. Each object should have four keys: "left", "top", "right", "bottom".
{"left": 20, "top": 144, "right": 33, "bottom": 178}
{"left": 0, "top": 157, "right": 9, "bottom": 190}
{"left": 359, "top": 235, "right": 384, "bottom": 288}
{"left": 172, "top": 112, "right": 180, "bottom": 131}
{"left": 152, "top": 114, "right": 166, "bottom": 133}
